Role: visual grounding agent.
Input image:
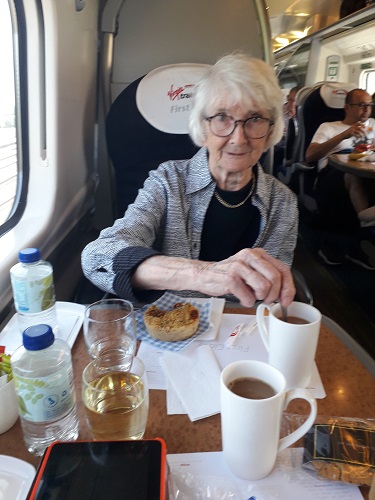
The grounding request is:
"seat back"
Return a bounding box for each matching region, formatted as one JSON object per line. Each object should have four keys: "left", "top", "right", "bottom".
{"left": 106, "top": 63, "right": 210, "bottom": 217}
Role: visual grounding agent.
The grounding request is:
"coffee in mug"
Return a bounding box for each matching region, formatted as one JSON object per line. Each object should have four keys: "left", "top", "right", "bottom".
{"left": 257, "top": 301, "right": 321, "bottom": 388}
{"left": 279, "top": 316, "right": 309, "bottom": 325}
{"left": 220, "top": 360, "right": 317, "bottom": 481}
{"left": 227, "top": 377, "right": 276, "bottom": 399}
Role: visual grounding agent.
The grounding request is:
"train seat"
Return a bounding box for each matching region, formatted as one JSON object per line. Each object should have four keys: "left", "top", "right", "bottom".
{"left": 106, "top": 63, "right": 209, "bottom": 218}
{"left": 286, "top": 81, "right": 356, "bottom": 211}
{"left": 276, "top": 86, "right": 312, "bottom": 186}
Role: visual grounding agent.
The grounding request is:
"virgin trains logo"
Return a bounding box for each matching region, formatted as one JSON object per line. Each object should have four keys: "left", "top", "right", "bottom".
{"left": 167, "top": 83, "right": 194, "bottom": 114}
{"left": 331, "top": 89, "right": 348, "bottom": 96}
{"left": 167, "top": 84, "right": 194, "bottom": 101}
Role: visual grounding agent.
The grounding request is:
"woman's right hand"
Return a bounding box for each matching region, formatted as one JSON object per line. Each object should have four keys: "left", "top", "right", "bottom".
{"left": 196, "top": 248, "right": 296, "bottom": 308}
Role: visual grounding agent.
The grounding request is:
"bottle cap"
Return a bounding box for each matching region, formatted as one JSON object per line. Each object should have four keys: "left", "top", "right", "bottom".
{"left": 23, "top": 324, "right": 55, "bottom": 350}
{"left": 18, "top": 248, "right": 41, "bottom": 263}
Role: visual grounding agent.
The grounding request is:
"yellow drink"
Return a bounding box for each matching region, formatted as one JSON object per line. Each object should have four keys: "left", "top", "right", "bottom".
{"left": 83, "top": 371, "right": 149, "bottom": 440}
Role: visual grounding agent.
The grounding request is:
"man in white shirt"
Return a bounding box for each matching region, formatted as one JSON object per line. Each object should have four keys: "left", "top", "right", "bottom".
{"left": 305, "top": 89, "right": 375, "bottom": 269}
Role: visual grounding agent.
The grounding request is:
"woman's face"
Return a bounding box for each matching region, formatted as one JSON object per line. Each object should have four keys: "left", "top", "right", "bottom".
{"left": 202, "top": 100, "right": 273, "bottom": 182}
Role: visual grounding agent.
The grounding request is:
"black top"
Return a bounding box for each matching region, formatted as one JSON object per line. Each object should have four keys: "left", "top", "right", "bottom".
{"left": 199, "top": 177, "right": 260, "bottom": 261}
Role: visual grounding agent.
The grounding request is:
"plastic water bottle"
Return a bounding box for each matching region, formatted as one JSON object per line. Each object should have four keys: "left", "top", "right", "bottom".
{"left": 10, "top": 248, "right": 58, "bottom": 333}
{"left": 11, "top": 324, "right": 79, "bottom": 456}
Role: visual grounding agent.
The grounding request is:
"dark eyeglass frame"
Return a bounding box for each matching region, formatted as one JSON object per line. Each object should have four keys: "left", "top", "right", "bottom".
{"left": 349, "top": 102, "right": 374, "bottom": 110}
{"left": 205, "top": 113, "right": 274, "bottom": 139}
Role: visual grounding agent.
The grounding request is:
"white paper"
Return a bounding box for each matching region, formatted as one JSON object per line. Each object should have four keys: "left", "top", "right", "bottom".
{"left": 167, "top": 448, "right": 364, "bottom": 500}
{"left": 165, "top": 378, "right": 185, "bottom": 414}
{"left": 0, "top": 302, "right": 84, "bottom": 353}
{"left": 138, "top": 313, "right": 326, "bottom": 399}
{"left": 160, "top": 345, "right": 221, "bottom": 421}
{"left": 137, "top": 345, "right": 167, "bottom": 390}
{"left": 194, "top": 297, "right": 225, "bottom": 340}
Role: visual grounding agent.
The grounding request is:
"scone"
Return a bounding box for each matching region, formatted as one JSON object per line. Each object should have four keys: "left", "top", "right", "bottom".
{"left": 144, "top": 302, "right": 199, "bottom": 341}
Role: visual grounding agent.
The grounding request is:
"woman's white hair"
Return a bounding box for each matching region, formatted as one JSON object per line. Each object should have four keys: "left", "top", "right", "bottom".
{"left": 188, "top": 53, "right": 284, "bottom": 149}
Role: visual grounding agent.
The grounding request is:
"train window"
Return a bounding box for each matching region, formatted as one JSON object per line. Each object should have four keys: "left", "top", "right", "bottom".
{"left": 361, "top": 69, "right": 375, "bottom": 96}
{"left": 275, "top": 44, "right": 309, "bottom": 89}
{"left": 0, "top": 0, "right": 28, "bottom": 234}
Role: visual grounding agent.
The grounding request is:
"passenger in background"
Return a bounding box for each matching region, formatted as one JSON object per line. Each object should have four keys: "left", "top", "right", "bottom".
{"left": 285, "top": 86, "right": 302, "bottom": 134}
{"left": 273, "top": 85, "right": 302, "bottom": 178}
{"left": 305, "top": 88, "right": 375, "bottom": 270}
{"left": 82, "top": 54, "right": 298, "bottom": 307}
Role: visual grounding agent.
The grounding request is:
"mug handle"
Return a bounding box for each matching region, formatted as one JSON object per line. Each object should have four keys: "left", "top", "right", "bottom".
{"left": 256, "top": 303, "right": 270, "bottom": 351}
{"left": 278, "top": 388, "right": 317, "bottom": 452}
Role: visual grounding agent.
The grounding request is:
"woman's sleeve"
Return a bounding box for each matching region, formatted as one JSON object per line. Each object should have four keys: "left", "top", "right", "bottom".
{"left": 81, "top": 167, "right": 170, "bottom": 299}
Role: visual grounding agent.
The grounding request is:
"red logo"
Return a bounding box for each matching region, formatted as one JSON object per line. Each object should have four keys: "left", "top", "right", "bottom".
{"left": 331, "top": 89, "right": 348, "bottom": 96}
{"left": 167, "top": 84, "right": 194, "bottom": 101}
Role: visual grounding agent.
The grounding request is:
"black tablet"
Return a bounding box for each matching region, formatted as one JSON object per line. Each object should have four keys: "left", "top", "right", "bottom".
{"left": 27, "top": 439, "right": 167, "bottom": 500}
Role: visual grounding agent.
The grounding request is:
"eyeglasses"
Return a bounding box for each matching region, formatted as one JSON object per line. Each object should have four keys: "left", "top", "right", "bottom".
{"left": 205, "top": 113, "right": 274, "bottom": 139}
{"left": 349, "top": 103, "right": 374, "bottom": 111}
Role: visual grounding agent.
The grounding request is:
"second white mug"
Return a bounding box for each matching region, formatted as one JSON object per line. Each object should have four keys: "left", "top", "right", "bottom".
{"left": 220, "top": 360, "right": 317, "bottom": 481}
{"left": 256, "top": 301, "right": 321, "bottom": 388}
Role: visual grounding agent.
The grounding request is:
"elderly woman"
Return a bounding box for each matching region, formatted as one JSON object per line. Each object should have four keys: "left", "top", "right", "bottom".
{"left": 82, "top": 54, "right": 298, "bottom": 307}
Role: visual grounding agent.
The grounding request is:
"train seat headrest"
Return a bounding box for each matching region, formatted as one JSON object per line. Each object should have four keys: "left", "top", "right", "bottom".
{"left": 136, "top": 63, "right": 211, "bottom": 134}
{"left": 320, "top": 82, "right": 356, "bottom": 108}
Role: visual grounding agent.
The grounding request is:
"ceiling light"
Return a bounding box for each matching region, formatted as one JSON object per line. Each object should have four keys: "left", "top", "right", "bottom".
{"left": 274, "top": 36, "right": 289, "bottom": 46}
{"left": 290, "top": 30, "right": 305, "bottom": 37}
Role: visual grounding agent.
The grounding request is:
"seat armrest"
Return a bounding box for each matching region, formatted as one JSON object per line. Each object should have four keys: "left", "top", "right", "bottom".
{"left": 293, "top": 161, "right": 316, "bottom": 171}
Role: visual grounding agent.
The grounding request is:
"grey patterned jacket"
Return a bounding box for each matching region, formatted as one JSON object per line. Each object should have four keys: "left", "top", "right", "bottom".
{"left": 81, "top": 147, "right": 298, "bottom": 302}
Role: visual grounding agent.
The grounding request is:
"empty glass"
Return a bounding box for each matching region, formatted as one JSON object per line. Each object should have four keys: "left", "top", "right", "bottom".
{"left": 83, "top": 299, "right": 137, "bottom": 368}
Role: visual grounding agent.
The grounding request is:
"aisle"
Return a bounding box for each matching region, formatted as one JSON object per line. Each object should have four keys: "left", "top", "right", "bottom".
{"left": 294, "top": 212, "right": 375, "bottom": 360}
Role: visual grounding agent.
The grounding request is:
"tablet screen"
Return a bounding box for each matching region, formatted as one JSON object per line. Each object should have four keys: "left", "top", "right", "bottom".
{"left": 29, "top": 440, "right": 165, "bottom": 500}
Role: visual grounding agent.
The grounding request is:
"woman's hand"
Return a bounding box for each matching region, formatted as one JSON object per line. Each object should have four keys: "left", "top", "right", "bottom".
{"left": 132, "top": 248, "right": 296, "bottom": 308}
{"left": 196, "top": 248, "right": 296, "bottom": 307}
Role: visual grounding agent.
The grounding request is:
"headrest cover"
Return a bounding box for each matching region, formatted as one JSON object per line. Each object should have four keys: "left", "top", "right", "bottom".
{"left": 295, "top": 86, "right": 312, "bottom": 106}
{"left": 136, "top": 63, "right": 211, "bottom": 134}
{"left": 320, "top": 82, "right": 357, "bottom": 109}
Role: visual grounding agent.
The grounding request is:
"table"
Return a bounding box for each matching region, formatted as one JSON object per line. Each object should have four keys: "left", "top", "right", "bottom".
{"left": 328, "top": 153, "right": 375, "bottom": 178}
{"left": 1, "top": 307, "right": 374, "bottom": 498}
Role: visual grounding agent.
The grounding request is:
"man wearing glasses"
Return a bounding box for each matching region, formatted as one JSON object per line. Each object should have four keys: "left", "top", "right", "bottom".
{"left": 305, "top": 89, "right": 375, "bottom": 269}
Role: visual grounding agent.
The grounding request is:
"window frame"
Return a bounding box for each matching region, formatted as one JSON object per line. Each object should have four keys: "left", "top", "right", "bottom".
{"left": 0, "top": 0, "right": 29, "bottom": 237}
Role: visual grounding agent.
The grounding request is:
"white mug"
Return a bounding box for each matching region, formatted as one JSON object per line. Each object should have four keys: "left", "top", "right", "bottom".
{"left": 220, "top": 360, "right": 317, "bottom": 481}
{"left": 257, "top": 301, "right": 321, "bottom": 388}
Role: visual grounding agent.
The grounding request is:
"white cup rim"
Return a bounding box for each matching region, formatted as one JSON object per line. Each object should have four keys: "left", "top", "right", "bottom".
{"left": 221, "top": 360, "right": 286, "bottom": 401}
{"left": 269, "top": 301, "right": 321, "bottom": 325}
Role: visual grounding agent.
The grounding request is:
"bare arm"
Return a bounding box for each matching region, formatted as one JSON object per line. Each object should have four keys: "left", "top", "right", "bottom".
{"left": 131, "top": 248, "right": 296, "bottom": 308}
{"left": 305, "top": 122, "right": 365, "bottom": 163}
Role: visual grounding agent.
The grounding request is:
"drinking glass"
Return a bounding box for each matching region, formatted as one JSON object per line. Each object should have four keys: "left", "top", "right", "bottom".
{"left": 82, "top": 354, "right": 149, "bottom": 441}
{"left": 83, "top": 299, "right": 137, "bottom": 367}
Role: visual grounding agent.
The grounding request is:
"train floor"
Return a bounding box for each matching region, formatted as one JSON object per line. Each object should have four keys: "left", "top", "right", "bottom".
{"left": 294, "top": 206, "right": 375, "bottom": 361}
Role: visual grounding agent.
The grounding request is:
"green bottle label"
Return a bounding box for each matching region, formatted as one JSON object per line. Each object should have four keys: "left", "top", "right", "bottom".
{"left": 13, "top": 367, "right": 75, "bottom": 422}
{"left": 12, "top": 274, "right": 55, "bottom": 313}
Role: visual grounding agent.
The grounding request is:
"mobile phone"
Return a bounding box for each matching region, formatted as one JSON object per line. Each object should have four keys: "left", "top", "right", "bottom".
{"left": 27, "top": 438, "right": 167, "bottom": 500}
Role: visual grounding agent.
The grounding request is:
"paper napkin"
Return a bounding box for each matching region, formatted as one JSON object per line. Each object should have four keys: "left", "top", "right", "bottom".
{"left": 160, "top": 345, "right": 222, "bottom": 421}
{"left": 188, "top": 297, "right": 225, "bottom": 340}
